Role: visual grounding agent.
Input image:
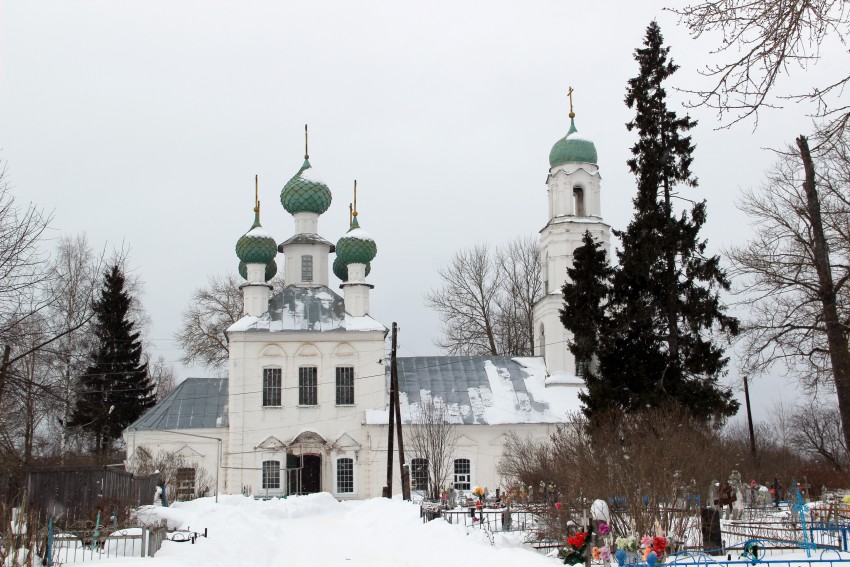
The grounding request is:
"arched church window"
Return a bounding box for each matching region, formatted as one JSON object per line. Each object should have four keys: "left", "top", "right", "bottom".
{"left": 453, "top": 459, "right": 471, "bottom": 491}
{"left": 573, "top": 187, "right": 585, "bottom": 217}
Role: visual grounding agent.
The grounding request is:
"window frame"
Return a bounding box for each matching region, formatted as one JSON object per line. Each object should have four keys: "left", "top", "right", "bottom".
{"left": 335, "top": 366, "right": 355, "bottom": 405}
{"left": 176, "top": 467, "right": 196, "bottom": 501}
{"left": 298, "top": 366, "right": 318, "bottom": 406}
{"left": 411, "top": 458, "right": 429, "bottom": 492}
{"left": 336, "top": 457, "right": 354, "bottom": 494}
{"left": 453, "top": 458, "right": 471, "bottom": 491}
{"left": 262, "top": 367, "right": 282, "bottom": 407}
{"left": 262, "top": 460, "right": 281, "bottom": 490}
{"left": 301, "top": 255, "right": 313, "bottom": 282}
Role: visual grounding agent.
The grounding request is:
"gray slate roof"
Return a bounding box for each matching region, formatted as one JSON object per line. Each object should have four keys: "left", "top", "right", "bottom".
{"left": 127, "top": 378, "right": 228, "bottom": 431}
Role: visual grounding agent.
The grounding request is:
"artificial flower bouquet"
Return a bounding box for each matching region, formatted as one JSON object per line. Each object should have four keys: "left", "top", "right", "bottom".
{"left": 562, "top": 531, "right": 590, "bottom": 565}
{"left": 615, "top": 535, "right": 639, "bottom": 552}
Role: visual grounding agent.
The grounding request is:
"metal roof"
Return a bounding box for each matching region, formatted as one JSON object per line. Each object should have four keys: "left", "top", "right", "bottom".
{"left": 227, "top": 285, "right": 385, "bottom": 333}
{"left": 384, "top": 355, "right": 579, "bottom": 425}
{"left": 127, "top": 378, "right": 228, "bottom": 431}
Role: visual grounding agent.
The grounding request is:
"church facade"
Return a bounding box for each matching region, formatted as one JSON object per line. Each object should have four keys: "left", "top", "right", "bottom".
{"left": 124, "top": 108, "right": 610, "bottom": 500}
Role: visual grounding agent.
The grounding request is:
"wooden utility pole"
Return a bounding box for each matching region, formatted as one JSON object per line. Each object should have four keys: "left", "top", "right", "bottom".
{"left": 384, "top": 325, "right": 396, "bottom": 498}
{"left": 743, "top": 375, "right": 757, "bottom": 456}
{"left": 392, "top": 323, "right": 411, "bottom": 500}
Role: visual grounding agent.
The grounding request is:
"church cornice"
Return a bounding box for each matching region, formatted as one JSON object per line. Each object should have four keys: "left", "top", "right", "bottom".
{"left": 546, "top": 163, "right": 602, "bottom": 184}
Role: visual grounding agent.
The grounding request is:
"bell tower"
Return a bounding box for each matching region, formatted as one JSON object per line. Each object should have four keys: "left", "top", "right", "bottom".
{"left": 533, "top": 89, "right": 611, "bottom": 381}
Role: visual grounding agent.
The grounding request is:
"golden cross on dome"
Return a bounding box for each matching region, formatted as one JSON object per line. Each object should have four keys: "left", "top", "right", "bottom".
{"left": 567, "top": 86, "right": 575, "bottom": 119}
{"left": 304, "top": 124, "right": 309, "bottom": 160}
{"left": 353, "top": 180, "right": 358, "bottom": 218}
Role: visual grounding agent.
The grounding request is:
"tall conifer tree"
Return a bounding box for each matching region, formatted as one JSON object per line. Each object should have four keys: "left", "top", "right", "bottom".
{"left": 560, "top": 231, "right": 614, "bottom": 417}
{"left": 568, "top": 21, "right": 739, "bottom": 422}
{"left": 70, "top": 264, "right": 155, "bottom": 454}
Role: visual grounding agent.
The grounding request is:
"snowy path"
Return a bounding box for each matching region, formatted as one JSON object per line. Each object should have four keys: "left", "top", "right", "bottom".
{"left": 90, "top": 494, "right": 558, "bottom": 567}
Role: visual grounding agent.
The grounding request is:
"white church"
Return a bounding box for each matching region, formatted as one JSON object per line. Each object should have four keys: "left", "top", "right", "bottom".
{"left": 124, "top": 104, "right": 611, "bottom": 500}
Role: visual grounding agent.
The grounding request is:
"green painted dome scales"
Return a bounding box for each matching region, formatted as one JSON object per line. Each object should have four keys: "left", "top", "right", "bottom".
{"left": 235, "top": 177, "right": 278, "bottom": 282}
{"left": 548, "top": 88, "right": 598, "bottom": 167}
{"left": 281, "top": 125, "right": 333, "bottom": 216}
{"left": 335, "top": 182, "right": 377, "bottom": 282}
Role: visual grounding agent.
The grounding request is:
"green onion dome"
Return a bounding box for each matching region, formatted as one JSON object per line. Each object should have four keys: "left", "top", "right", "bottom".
{"left": 549, "top": 118, "right": 597, "bottom": 167}
{"left": 281, "top": 159, "right": 332, "bottom": 215}
{"left": 239, "top": 259, "right": 278, "bottom": 282}
{"left": 236, "top": 212, "right": 278, "bottom": 266}
{"left": 336, "top": 216, "right": 377, "bottom": 265}
{"left": 333, "top": 256, "right": 371, "bottom": 282}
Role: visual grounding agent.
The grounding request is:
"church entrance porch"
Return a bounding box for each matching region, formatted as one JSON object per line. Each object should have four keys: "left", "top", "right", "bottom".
{"left": 288, "top": 454, "right": 321, "bottom": 494}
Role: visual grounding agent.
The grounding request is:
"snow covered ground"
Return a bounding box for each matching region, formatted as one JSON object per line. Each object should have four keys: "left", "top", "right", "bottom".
{"left": 84, "top": 494, "right": 559, "bottom": 566}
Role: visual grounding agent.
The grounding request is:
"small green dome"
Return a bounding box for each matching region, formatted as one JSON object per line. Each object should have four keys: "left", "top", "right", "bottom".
{"left": 239, "top": 259, "right": 277, "bottom": 281}
{"left": 549, "top": 118, "right": 597, "bottom": 167}
{"left": 236, "top": 213, "right": 277, "bottom": 266}
{"left": 333, "top": 256, "right": 371, "bottom": 282}
{"left": 336, "top": 216, "right": 377, "bottom": 265}
{"left": 281, "top": 159, "right": 332, "bottom": 215}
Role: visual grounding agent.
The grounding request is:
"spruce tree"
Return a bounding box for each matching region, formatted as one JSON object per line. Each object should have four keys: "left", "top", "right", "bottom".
{"left": 560, "top": 231, "right": 614, "bottom": 417}
{"left": 579, "top": 21, "right": 739, "bottom": 422}
{"left": 70, "top": 264, "right": 155, "bottom": 454}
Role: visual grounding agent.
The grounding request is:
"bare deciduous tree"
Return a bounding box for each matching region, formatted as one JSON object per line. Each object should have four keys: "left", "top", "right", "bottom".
{"left": 673, "top": 0, "right": 850, "bottom": 139}
{"left": 496, "top": 236, "right": 543, "bottom": 356}
{"left": 789, "top": 401, "right": 849, "bottom": 472}
{"left": 728, "top": 132, "right": 850, "bottom": 448}
{"left": 406, "top": 397, "right": 458, "bottom": 500}
{"left": 426, "top": 236, "right": 542, "bottom": 356}
{"left": 45, "top": 234, "right": 101, "bottom": 461}
{"left": 176, "top": 274, "right": 246, "bottom": 373}
{"left": 150, "top": 355, "right": 177, "bottom": 401}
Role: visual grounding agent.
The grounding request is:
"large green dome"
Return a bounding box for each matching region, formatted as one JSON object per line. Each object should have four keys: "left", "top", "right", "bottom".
{"left": 549, "top": 118, "right": 597, "bottom": 167}
{"left": 336, "top": 216, "right": 377, "bottom": 265}
{"left": 236, "top": 214, "right": 277, "bottom": 266}
{"left": 239, "top": 259, "right": 277, "bottom": 281}
{"left": 333, "top": 256, "right": 371, "bottom": 282}
{"left": 281, "top": 159, "right": 332, "bottom": 215}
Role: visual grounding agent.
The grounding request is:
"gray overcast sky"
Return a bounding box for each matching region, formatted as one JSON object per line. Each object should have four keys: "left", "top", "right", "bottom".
{"left": 0, "top": 1, "right": 833, "bottom": 422}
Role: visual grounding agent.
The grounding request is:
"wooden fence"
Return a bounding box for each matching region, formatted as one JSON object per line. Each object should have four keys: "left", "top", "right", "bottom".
{"left": 26, "top": 466, "right": 159, "bottom": 524}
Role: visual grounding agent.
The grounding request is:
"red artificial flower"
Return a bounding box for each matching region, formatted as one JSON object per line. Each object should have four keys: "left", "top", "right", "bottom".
{"left": 555, "top": 502, "right": 564, "bottom": 510}
{"left": 568, "top": 532, "right": 588, "bottom": 550}
{"left": 652, "top": 537, "right": 667, "bottom": 553}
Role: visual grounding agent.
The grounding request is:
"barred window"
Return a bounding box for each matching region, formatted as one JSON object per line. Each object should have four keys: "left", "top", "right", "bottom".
{"left": 336, "top": 366, "right": 354, "bottom": 405}
{"left": 411, "top": 458, "right": 429, "bottom": 492}
{"left": 453, "top": 458, "right": 471, "bottom": 491}
{"left": 176, "top": 467, "right": 196, "bottom": 501}
{"left": 299, "top": 366, "right": 318, "bottom": 405}
{"left": 337, "top": 458, "right": 354, "bottom": 493}
{"left": 263, "top": 368, "right": 282, "bottom": 406}
{"left": 301, "top": 255, "right": 313, "bottom": 282}
{"left": 262, "top": 460, "right": 280, "bottom": 490}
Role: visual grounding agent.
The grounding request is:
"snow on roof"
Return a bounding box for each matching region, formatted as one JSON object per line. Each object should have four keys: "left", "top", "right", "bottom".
{"left": 279, "top": 233, "right": 334, "bottom": 249}
{"left": 365, "top": 356, "right": 583, "bottom": 426}
{"left": 299, "top": 166, "right": 325, "bottom": 183}
{"left": 245, "top": 226, "right": 274, "bottom": 239}
{"left": 344, "top": 228, "right": 374, "bottom": 242}
{"left": 227, "top": 285, "right": 386, "bottom": 334}
{"left": 127, "top": 378, "right": 228, "bottom": 431}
